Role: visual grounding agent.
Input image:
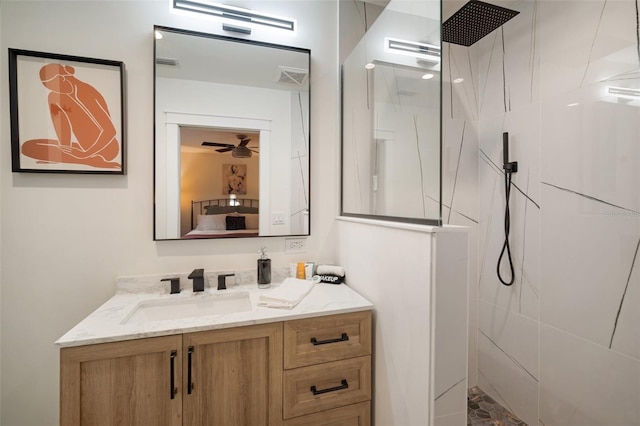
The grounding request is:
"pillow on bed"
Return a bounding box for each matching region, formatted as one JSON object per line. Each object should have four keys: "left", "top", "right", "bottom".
{"left": 236, "top": 206, "right": 259, "bottom": 214}
{"left": 243, "top": 213, "right": 259, "bottom": 229}
{"left": 196, "top": 214, "right": 226, "bottom": 231}
{"left": 226, "top": 215, "right": 246, "bottom": 230}
{"left": 205, "top": 205, "right": 237, "bottom": 215}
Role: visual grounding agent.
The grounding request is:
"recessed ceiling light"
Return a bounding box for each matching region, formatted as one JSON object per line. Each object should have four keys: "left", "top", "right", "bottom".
{"left": 422, "top": 73, "right": 434, "bottom": 80}
{"left": 365, "top": 63, "right": 376, "bottom": 70}
{"left": 155, "top": 30, "right": 163, "bottom": 40}
{"left": 453, "top": 78, "right": 464, "bottom": 84}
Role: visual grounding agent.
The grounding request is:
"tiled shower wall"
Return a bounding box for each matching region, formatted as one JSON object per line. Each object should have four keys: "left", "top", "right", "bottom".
{"left": 444, "top": 0, "right": 640, "bottom": 424}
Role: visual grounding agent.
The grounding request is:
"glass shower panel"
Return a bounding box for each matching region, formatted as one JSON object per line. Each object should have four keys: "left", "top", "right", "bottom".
{"left": 341, "top": 0, "right": 441, "bottom": 224}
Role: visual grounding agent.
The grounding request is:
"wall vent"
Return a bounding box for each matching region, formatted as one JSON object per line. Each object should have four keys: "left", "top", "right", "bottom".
{"left": 277, "top": 66, "right": 308, "bottom": 86}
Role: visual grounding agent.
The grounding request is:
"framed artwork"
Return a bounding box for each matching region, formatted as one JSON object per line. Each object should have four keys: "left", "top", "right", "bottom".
{"left": 9, "top": 49, "right": 126, "bottom": 174}
{"left": 222, "top": 164, "right": 247, "bottom": 195}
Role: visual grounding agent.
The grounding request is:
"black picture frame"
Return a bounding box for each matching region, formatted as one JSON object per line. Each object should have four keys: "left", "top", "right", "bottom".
{"left": 9, "top": 49, "right": 126, "bottom": 174}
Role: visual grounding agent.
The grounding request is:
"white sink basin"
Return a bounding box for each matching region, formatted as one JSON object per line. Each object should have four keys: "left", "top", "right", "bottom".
{"left": 122, "top": 292, "right": 252, "bottom": 324}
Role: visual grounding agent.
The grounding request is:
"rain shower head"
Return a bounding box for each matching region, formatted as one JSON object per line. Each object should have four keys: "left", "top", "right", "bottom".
{"left": 443, "top": 0, "right": 519, "bottom": 47}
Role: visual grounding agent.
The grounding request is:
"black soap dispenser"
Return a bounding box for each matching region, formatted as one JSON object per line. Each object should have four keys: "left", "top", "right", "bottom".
{"left": 257, "top": 246, "right": 271, "bottom": 288}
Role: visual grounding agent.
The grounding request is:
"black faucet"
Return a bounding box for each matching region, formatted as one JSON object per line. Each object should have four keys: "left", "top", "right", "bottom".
{"left": 161, "top": 277, "right": 181, "bottom": 294}
{"left": 188, "top": 269, "right": 205, "bottom": 292}
{"left": 217, "top": 273, "right": 235, "bottom": 290}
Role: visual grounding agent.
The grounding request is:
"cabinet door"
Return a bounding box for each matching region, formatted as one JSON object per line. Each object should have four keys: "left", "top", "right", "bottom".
{"left": 60, "top": 335, "right": 183, "bottom": 426}
{"left": 183, "top": 322, "right": 283, "bottom": 426}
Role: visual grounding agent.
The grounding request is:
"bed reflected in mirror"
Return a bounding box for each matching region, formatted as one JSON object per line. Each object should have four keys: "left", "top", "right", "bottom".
{"left": 154, "top": 26, "right": 310, "bottom": 240}
{"left": 180, "top": 127, "right": 261, "bottom": 239}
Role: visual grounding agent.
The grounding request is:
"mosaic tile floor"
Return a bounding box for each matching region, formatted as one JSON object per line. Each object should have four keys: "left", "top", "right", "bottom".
{"left": 467, "top": 387, "right": 528, "bottom": 426}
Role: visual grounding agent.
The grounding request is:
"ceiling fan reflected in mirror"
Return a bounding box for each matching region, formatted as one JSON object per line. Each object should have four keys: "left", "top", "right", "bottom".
{"left": 201, "top": 134, "right": 259, "bottom": 158}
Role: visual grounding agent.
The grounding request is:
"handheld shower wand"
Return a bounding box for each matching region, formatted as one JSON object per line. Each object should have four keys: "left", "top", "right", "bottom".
{"left": 497, "top": 132, "right": 518, "bottom": 286}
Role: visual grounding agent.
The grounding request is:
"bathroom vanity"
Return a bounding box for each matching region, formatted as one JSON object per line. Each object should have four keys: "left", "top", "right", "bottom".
{"left": 57, "top": 279, "right": 373, "bottom": 426}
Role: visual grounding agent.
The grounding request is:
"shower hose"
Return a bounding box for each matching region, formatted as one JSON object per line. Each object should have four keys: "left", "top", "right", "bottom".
{"left": 497, "top": 170, "right": 515, "bottom": 286}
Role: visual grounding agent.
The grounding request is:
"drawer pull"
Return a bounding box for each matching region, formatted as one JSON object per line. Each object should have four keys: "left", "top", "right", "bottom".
{"left": 310, "top": 379, "right": 349, "bottom": 395}
{"left": 310, "top": 332, "right": 349, "bottom": 346}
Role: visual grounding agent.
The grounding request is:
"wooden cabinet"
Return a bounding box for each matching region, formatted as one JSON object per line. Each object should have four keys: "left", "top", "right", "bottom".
{"left": 282, "top": 311, "right": 372, "bottom": 424}
{"left": 60, "top": 335, "right": 183, "bottom": 426}
{"left": 283, "top": 402, "right": 371, "bottom": 426}
{"left": 182, "top": 323, "right": 282, "bottom": 426}
{"left": 60, "top": 311, "right": 371, "bottom": 426}
{"left": 60, "top": 323, "right": 281, "bottom": 426}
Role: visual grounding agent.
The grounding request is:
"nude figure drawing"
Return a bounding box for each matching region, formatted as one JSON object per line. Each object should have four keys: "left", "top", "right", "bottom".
{"left": 21, "top": 63, "right": 121, "bottom": 170}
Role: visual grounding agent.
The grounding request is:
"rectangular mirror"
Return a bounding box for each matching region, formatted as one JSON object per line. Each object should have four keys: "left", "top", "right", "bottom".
{"left": 340, "top": 1, "right": 441, "bottom": 225}
{"left": 154, "top": 26, "right": 310, "bottom": 240}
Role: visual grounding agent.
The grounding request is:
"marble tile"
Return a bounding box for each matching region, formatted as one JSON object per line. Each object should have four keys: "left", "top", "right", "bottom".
{"left": 540, "top": 185, "right": 640, "bottom": 360}
{"left": 539, "top": 324, "right": 640, "bottom": 426}
{"left": 435, "top": 231, "right": 469, "bottom": 421}
{"left": 444, "top": 0, "right": 640, "bottom": 424}
{"left": 443, "top": 46, "right": 481, "bottom": 387}
{"left": 479, "top": 300, "right": 538, "bottom": 381}
{"left": 478, "top": 327, "right": 539, "bottom": 426}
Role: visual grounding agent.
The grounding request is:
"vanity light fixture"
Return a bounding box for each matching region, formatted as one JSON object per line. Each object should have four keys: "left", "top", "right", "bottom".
{"left": 607, "top": 86, "right": 640, "bottom": 99}
{"left": 156, "top": 57, "right": 179, "bottom": 66}
{"left": 172, "top": 0, "right": 296, "bottom": 31}
{"left": 384, "top": 37, "right": 441, "bottom": 64}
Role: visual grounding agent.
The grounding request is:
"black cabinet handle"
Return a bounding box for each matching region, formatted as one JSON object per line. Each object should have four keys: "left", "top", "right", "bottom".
{"left": 310, "top": 379, "right": 349, "bottom": 395}
{"left": 310, "top": 332, "right": 349, "bottom": 346}
{"left": 170, "top": 350, "right": 177, "bottom": 400}
{"left": 187, "top": 346, "right": 194, "bottom": 394}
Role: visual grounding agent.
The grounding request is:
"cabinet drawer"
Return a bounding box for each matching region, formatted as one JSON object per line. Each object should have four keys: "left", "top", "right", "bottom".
{"left": 283, "top": 356, "right": 371, "bottom": 419}
{"left": 284, "top": 311, "right": 371, "bottom": 369}
{"left": 283, "top": 401, "right": 370, "bottom": 426}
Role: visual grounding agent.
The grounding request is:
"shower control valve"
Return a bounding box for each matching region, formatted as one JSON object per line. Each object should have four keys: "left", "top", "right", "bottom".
{"left": 503, "top": 161, "right": 518, "bottom": 174}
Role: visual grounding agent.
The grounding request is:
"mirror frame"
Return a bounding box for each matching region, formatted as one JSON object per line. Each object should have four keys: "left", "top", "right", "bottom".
{"left": 153, "top": 26, "right": 311, "bottom": 241}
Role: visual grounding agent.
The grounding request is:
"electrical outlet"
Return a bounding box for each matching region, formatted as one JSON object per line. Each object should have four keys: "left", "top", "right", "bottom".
{"left": 272, "top": 212, "right": 285, "bottom": 225}
{"left": 285, "top": 238, "right": 307, "bottom": 254}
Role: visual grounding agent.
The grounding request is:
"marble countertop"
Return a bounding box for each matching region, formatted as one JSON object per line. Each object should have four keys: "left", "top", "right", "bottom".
{"left": 55, "top": 280, "right": 373, "bottom": 348}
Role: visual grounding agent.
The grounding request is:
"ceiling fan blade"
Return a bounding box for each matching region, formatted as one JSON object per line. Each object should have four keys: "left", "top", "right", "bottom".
{"left": 238, "top": 138, "right": 251, "bottom": 147}
{"left": 249, "top": 148, "right": 259, "bottom": 153}
{"left": 215, "top": 147, "right": 234, "bottom": 153}
{"left": 202, "top": 141, "right": 234, "bottom": 148}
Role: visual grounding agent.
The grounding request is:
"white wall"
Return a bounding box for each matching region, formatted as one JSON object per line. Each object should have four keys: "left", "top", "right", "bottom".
{"left": 0, "top": 1, "right": 338, "bottom": 424}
